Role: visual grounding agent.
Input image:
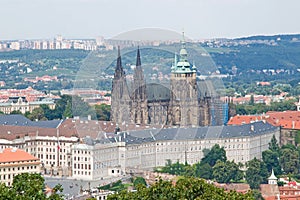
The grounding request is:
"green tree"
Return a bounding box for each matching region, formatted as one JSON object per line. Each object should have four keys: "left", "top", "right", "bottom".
{"left": 194, "top": 163, "right": 213, "bottom": 180}
{"left": 249, "top": 95, "right": 254, "bottom": 105}
{"left": 159, "top": 160, "right": 186, "bottom": 175}
{"left": 40, "top": 104, "right": 57, "bottom": 120}
{"left": 269, "top": 135, "right": 280, "bottom": 155}
{"left": 107, "top": 177, "right": 254, "bottom": 200}
{"left": 262, "top": 150, "right": 282, "bottom": 176}
{"left": 0, "top": 183, "right": 13, "bottom": 200}
{"left": 201, "top": 144, "right": 227, "bottom": 167}
{"left": 0, "top": 173, "right": 64, "bottom": 200}
{"left": 10, "top": 110, "right": 23, "bottom": 115}
{"left": 133, "top": 177, "right": 147, "bottom": 189}
{"left": 280, "top": 148, "right": 299, "bottom": 174}
{"left": 94, "top": 104, "right": 111, "bottom": 120}
{"left": 252, "top": 189, "right": 264, "bottom": 200}
{"left": 212, "top": 160, "right": 243, "bottom": 183}
{"left": 245, "top": 158, "right": 268, "bottom": 189}
{"left": 54, "top": 95, "right": 72, "bottom": 118}
{"left": 27, "top": 107, "right": 47, "bottom": 121}
{"left": 63, "top": 101, "right": 72, "bottom": 118}
{"left": 12, "top": 173, "right": 45, "bottom": 199}
{"left": 295, "top": 131, "right": 300, "bottom": 146}
{"left": 71, "top": 95, "right": 95, "bottom": 118}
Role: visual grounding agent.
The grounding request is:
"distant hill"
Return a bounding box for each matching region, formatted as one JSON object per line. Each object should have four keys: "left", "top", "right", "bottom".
{"left": 1, "top": 34, "right": 300, "bottom": 90}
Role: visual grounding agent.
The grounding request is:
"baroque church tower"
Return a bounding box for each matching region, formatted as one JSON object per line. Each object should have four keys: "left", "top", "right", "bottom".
{"left": 110, "top": 46, "right": 131, "bottom": 125}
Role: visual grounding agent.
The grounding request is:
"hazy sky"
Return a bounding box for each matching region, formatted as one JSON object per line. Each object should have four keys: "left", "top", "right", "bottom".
{"left": 0, "top": 0, "right": 300, "bottom": 40}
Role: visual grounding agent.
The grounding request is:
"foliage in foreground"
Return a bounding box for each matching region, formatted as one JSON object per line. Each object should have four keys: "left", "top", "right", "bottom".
{"left": 157, "top": 144, "right": 244, "bottom": 184}
{"left": 107, "top": 177, "right": 254, "bottom": 200}
{"left": 0, "top": 173, "right": 63, "bottom": 200}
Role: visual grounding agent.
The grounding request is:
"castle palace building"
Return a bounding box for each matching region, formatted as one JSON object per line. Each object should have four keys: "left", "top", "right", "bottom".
{"left": 111, "top": 35, "right": 227, "bottom": 127}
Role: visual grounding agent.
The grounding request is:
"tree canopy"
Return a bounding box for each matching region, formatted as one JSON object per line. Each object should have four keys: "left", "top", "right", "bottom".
{"left": 107, "top": 177, "right": 254, "bottom": 200}
{"left": 201, "top": 144, "right": 227, "bottom": 167}
{"left": 0, "top": 173, "right": 63, "bottom": 200}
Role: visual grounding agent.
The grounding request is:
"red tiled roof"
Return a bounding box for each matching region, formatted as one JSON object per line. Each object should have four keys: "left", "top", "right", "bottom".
{"left": 217, "top": 183, "right": 250, "bottom": 194}
{"left": 228, "top": 111, "right": 300, "bottom": 130}
{"left": 0, "top": 148, "right": 39, "bottom": 163}
{"left": 266, "top": 111, "right": 300, "bottom": 129}
{"left": 0, "top": 118, "right": 171, "bottom": 141}
{"left": 227, "top": 115, "right": 265, "bottom": 125}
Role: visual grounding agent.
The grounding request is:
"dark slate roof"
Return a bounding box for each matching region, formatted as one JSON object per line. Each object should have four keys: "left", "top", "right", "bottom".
{"left": 96, "top": 121, "right": 278, "bottom": 145}
{"left": 146, "top": 83, "right": 170, "bottom": 102}
{"left": 31, "top": 120, "right": 63, "bottom": 128}
{"left": 0, "top": 114, "right": 63, "bottom": 128}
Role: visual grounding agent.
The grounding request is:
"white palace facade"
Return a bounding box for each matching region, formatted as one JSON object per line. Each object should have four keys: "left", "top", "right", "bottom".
{"left": 71, "top": 121, "right": 280, "bottom": 180}
{"left": 0, "top": 114, "right": 280, "bottom": 181}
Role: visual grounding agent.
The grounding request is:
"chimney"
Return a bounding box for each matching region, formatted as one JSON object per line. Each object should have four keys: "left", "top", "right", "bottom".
{"left": 292, "top": 121, "right": 295, "bottom": 129}
{"left": 250, "top": 125, "right": 254, "bottom": 131}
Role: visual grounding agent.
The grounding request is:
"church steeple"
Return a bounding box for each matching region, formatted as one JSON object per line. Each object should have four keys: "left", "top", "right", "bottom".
{"left": 136, "top": 46, "right": 141, "bottom": 67}
{"left": 114, "top": 46, "right": 125, "bottom": 80}
{"left": 133, "top": 46, "right": 145, "bottom": 85}
{"left": 133, "top": 47, "right": 146, "bottom": 99}
{"left": 132, "top": 47, "right": 148, "bottom": 124}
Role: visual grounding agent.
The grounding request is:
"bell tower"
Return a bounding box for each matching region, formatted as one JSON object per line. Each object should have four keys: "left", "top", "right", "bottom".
{"left": 170, "top": 32, "right": 199, "bottom": 126}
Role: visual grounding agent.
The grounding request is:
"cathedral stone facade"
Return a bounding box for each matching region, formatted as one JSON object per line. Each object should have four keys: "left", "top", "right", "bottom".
{"left": 111, "top": 37, "right": 225, "bottom": 127}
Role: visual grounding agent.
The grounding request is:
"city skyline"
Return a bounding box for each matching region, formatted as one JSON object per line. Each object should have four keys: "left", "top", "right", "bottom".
{"left": 0, "top": 0, "right": 300, "bottom": 40}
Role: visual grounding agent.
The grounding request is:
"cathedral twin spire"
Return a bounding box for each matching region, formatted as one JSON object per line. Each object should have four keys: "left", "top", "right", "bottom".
{"left": 113, "top": 46, "right": 125, "bottom": 80}
{"left": 113, "top": 46, "right": 146, "bottom": 100}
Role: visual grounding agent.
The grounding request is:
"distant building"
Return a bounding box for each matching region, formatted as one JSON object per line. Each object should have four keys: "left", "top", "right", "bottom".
{"left": 9, "top": 42, "right": 20, "bottom": 50}
{"left": 0, "top": 148, "right": 41, "bottom": 186}
{"left": 0, "top": 81, "right": 5, "bottom": 87}
{"left": 0, "top": 96, "right": 55, "bottom": 114}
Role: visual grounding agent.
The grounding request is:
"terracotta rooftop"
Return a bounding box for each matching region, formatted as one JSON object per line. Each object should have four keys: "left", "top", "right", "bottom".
{"left": 228, "top": 111, "right": 300, "bottom": 130}
{"left": 216, "top": 183, "right": 250, "bottom": 194}
{"left": 0, "top": 117, "right": 167, "bottom": 141}
{"left": 0, "top": 148, "right": 39, "bottom": 163}
{"left": 260, "top": 184, "right": 280, "bottom": 200}
{"left": 227, "top": 115, "right": 265, "bottom": 125}
{"left": 266, "top": 111, "right": 300, "bottom": 129}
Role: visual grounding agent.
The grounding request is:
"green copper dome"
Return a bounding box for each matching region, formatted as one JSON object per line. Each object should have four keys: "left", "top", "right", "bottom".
{"left": 171, "top": 32, "right": 196, "bottom": 74}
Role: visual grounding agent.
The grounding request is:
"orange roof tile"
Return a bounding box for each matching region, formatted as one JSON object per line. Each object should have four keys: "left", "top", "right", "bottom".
{"left": 0, "top": 148, "right": 39, "bottom": 163}
{"left": 227, "top": 115, "right": 265, "bottom": 125}
{"left": 228, "top": 111, "right": 300, "bottom": 130}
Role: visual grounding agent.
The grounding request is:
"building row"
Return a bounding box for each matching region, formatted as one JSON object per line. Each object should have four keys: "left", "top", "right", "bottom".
{"left": 0, "top": 114, "right": 279, "bottom": 183}
{"left": 72, "top": 121, "right": 279, "bottom": 180}
{"left": 0, "top": 87, "right": 58, "bottom": 114}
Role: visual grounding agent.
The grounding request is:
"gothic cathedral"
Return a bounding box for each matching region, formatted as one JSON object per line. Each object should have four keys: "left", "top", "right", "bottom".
{"left": 111, "top": 35, "right": 225, "bottom": 127}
